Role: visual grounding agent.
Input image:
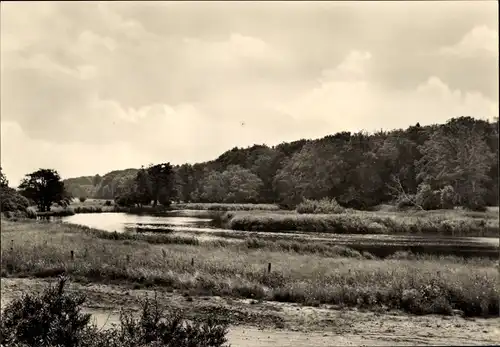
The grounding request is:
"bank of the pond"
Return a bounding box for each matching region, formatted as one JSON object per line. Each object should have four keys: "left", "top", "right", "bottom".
{"left": 51, "top": 208, "right": 500, "bottom": 259}
{"left": 220, "top": 210, "right": 500, "bottom": 238}
{"left": 38, "top": 203, "right": 282, "bottom": 218}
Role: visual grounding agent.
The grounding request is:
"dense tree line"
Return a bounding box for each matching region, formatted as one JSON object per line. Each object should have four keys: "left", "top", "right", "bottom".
{"left": 61, "top": 116, "right": 498, "bottom": 210}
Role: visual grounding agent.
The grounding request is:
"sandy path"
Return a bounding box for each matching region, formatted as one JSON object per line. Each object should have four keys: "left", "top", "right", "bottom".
{"left": 2, "top": 277, "right": 499, "bottom": 346}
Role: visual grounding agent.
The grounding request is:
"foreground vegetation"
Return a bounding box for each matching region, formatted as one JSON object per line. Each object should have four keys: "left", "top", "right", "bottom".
{"left": 0, "top": 276, "right": 229, "bottom": 347}
{"left": 220, "top": 208, "right": 500, "bottom": 237}
{"left": 2, "top": 220, "right": 498, "bottom": 317}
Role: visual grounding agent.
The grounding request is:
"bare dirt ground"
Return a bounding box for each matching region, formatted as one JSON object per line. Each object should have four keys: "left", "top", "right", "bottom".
{"left": 1, "top": 277, "right": 499, "bottom": 346}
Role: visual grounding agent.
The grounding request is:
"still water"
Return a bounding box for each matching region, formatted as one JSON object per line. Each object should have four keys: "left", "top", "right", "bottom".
{"left": 62, "top": 212, "right": 213, "bottom": 233}
{"left": 60, "top": 211, "right": 499, "bottom": 258}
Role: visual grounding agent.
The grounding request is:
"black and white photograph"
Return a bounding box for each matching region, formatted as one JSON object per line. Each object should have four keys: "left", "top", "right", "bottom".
{"left": 0, "top": 1, "right": 498, "bottom": 346}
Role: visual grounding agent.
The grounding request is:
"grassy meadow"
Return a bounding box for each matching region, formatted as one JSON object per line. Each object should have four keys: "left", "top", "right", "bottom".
{"left": 1, "top": 219, "right": 498, "bottom": 317}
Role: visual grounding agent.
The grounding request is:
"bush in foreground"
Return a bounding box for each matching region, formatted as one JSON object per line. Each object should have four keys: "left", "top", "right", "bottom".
{"left": 0, "top": 277, "right": 229, "bottom": 347}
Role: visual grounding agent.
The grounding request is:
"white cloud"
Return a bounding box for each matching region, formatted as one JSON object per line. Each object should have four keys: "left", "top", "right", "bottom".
{"left": 0, "top": 121, "right": 144, "bottom": 186}
{"left": 439, "top": 25, "right": 498, "bottom": 57}
{"left": 280, "top": 51, "right": 498, "bottom": 135}
{"left": 0, "top": 2, "right": 497, "bottom": 182}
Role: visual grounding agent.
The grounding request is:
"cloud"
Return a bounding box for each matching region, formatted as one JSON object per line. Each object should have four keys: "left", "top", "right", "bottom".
{"left": 439, "top": 25, "right": 498, "bottom": 57}
{"left": 279, "top": 51, "right": 498, "bottom": 135}
{"left": 0, "top": 2, "right": 497, "bottom": 183}
{"left": 0, "top": 121, "right": 144, "bottom": 186}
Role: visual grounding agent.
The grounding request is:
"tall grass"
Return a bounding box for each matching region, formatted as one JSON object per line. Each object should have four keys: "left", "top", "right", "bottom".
{"left": 296, "top": 198, "right": 346, "bottom": 214}
{"left": 1, "top": 220, "right": 498, "bottom": 317}
{"left": 221, "top": 210, "right": 499, "bottom": 237}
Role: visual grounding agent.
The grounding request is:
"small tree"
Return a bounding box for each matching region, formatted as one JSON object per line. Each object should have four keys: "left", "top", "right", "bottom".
{"left": 415, "top": 183, "right": 440, "bottom": 210}
{"left": 440, "top": 185, "right": 456, "bottom": 209}
{"left": 18, "top": 169, "right": 72, "bottom": 212}
{"left": 0, "top": 166, "right": 8, "bottom": 188}
{"left": 79, "top": 197, "right": 87, "bottom": 203}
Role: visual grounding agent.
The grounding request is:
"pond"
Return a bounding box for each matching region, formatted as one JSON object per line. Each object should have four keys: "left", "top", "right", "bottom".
{"left": 60, "top": 211, "right": 500, "bottom": 258}
{"left": 61, "top": 211, "right": 214, "bottom": 233}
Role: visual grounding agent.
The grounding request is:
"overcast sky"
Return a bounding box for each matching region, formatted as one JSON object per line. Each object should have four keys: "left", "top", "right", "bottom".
{"left": 1, "top": 1, "right": 498, "bottom": 185}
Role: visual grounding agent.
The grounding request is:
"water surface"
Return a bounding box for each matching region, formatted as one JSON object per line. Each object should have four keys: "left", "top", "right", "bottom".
{"left": 61, "top": 211, "right": 499, "bottom": 258}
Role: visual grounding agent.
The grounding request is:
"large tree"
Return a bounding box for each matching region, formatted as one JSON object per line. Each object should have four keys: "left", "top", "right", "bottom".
{"left": 416, "top": 117, "right": 495, "bottom": 210}
{"left": 273, "top": 141, "right": 346, "bottom": 207}
{"left": 18, "top": 169, "right": 71, "bottom": 212}
{"left": 175, "top": 164, "right": 195, "bottom": 203}
{"left": 147, "top": 163, "right": 175, "bottom": 207}
{"left": 221, "top": 165, "right": 263, "bottom": 203}
{"left": 134, "top": 167, "right": 153, "bottom": 206}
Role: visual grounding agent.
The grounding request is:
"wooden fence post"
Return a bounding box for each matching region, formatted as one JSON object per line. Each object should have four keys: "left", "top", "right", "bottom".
{"left": 191, "top": 257, "right": 194, "bottom": 267}
{"left": 268, "top": 262, "right": 271, "bottom": 274}
{"left": 70, "top": 250, "right": 74, "bottom": 260}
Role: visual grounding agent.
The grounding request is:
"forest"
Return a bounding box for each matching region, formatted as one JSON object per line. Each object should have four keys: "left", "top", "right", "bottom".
{"left": 63, "top": 116, "right": 499, "bottom": 211}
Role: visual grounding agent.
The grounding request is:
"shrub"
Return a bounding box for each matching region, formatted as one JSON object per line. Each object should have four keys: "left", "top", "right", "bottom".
{"left": 111, "top": 294, "right": 229, "bottom": 347}
{"left": 79, "top": 197, "right": 87, "bottom": 203}
{"left": 73, "top": 206, "right": 102, "bottom": 214}
{"left": 25, "top": 207, "right": 37, "bottom": 219}
{"left": 463, "top": 191, "right": 488, "bottom": 212}
{"left": 105, "top": 200, "right": 112, "bottom": 206}
{"left": 0, "top": 277, "right": 230, "bottom": 347}
{"left": 396, "top": 194, "right": 416, "bottom": 210}
{"left": 416, "top": 183, "right": 441, "bottom": 210}
{"left": 0, "top": 186, "right": 30, "bottom": 213}
{"left": 0, "top": 276, "right": 91, "bottom": 347}
{"left": 440, "top": 185, "right": 456, "bottom": 209}
{"left": 296, "top": 198, "right": 345, "bottom": 214}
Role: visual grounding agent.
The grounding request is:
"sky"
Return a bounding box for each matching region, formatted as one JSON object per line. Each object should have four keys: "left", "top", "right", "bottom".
{"left": 1, "top": 1, "right": 498, "bottom": 185}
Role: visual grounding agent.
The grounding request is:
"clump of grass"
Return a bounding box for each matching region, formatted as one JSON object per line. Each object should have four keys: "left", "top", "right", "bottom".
{"left": 172, "top": 203, "right": 280, "bottom": 211}
{"left": 241, "top": 237, "right": 367, "bottom": 259}
{"left": 0, "top": 276, "right": 229, "bottom": 347}
{"left": 2, "top": 220, "right": 498, "bottom": 317}
{"left": 73, "top": 206, "right": 103, "bottom": 214}
{"left": 56, "top": 222, "right": 201, "bottom": 246}
{"left": 296, "top": 198, "right": 346, "bottom": 214}
{"left": 37, "top": 208, "right": 76, "bottom": 217}
{"left": 222, "top": 210, "right": 499, "bottom": 237}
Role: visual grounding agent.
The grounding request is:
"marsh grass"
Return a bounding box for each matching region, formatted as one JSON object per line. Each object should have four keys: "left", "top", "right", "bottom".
{"left": 48, "top": 204, "right": 169, "bottom": 215}
{"left": 296, "top": 198, "right": 346, "bottom": 214}
{"left": 222, "top": 209, "right": 499, "bottom": 237}
{"left": 1, "top": 220, "right": 498, "bottom": 317}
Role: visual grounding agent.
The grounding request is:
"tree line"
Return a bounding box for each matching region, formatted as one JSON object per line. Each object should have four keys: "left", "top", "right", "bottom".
{"left": 79, "top": 117, "right": 499, "bottom": 211}
{"left": 2, "top": 116, "right": 498, "bottom": 213}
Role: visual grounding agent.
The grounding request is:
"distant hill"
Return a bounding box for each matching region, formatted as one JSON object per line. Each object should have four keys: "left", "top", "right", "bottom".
{"left": 64, "top": 169, "right": 139, "bottom": 200}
